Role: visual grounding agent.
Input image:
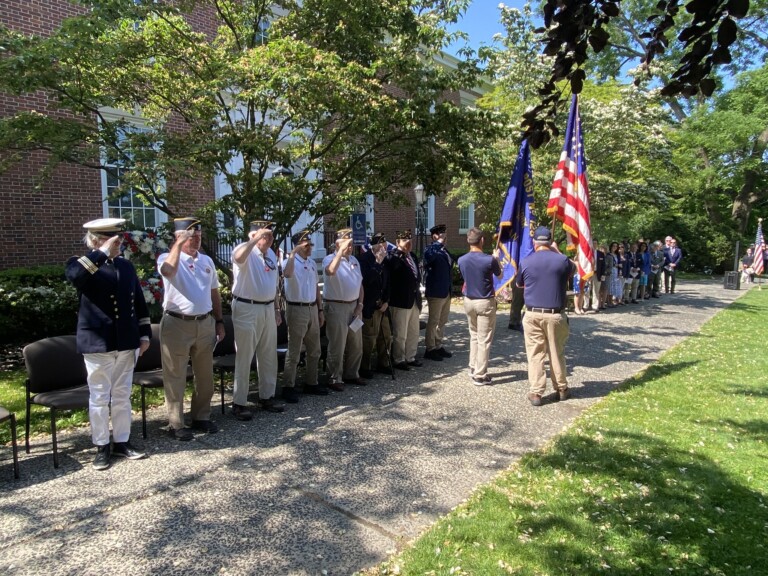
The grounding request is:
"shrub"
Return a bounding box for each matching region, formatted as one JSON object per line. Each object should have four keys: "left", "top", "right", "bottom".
{"left": 0, "top": 267, "right": 78, "bottom": 343}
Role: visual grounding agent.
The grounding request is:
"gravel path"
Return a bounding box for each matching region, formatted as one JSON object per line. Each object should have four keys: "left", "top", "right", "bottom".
{"left": 0, "top": 279, "right": 745, "bottom": 575}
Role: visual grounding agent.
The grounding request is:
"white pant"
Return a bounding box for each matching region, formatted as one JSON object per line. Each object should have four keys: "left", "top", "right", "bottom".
{"left": 84, "top": 350, "right": 136, "bottom": 446}
{"left": 232, "top": 299, "right": 278, "bottom": 403}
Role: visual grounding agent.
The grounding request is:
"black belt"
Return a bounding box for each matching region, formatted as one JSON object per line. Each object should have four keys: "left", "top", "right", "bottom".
{"left": 528, "top": 307, "right": 564, "bottom": 314}
{"left": 325, "top": 299, "right": 357, "bottom": 304}
{"left": 165, "top": 310, "right": 211, "bottom": 321}
{"left": 234, "top": 296, "right": 274, "bottom": 305}
{"left": 286, "top": 301, "right": 317, "bottom": 307}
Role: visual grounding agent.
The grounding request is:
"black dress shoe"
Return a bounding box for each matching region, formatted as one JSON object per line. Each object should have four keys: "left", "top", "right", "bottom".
{"left": 376, "top": 366, "right": 394, "bottom": 375}
{"left": 112, "top": 441, "right": 147, "bottom": 460}
{"left": 424, "top": 349, "right": 443, "bottom": 361}
{"left": 191, "top": 420, "right": 219, "bottom": 434}
{"left": 394, "top": 362, "right": 410, "bottom": 371}
{"left": 92, "top": 444, "right": 111, "bottom": 470}
{"left": 282, "top": 387, "right": 300, "bottom": 403}
{"left": 327, "top": 381, "right": 345, "bottom": 392}
{"left": 407, "top": 359, "right": 423, "bottom": 367}
{"left": 303, "top": 384, "right": 329, "bottom": 395}
{"left": 232, "top": 403, "right": 253, "bottom": 421}
{"left": 343, "top": 377, "right": 368, "bottom": 385}
{"left": 359, "top": 368, "right": 375, "bottom": 378}
{"left": 259, "top": 398, "right": 285, "bottom": 413}
{"left": 437, "top": 348, "right": 453, "bottom": 358}
{"left": 169, "top": 427, "right": 194, "bottom": 441}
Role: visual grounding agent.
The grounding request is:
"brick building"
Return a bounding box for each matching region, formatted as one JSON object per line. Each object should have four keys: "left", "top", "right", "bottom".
{"left": 0, "top": 1, "right": 485, "bottom": 271}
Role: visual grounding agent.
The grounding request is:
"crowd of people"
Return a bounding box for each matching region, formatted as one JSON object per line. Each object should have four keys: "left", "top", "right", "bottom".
{"left": 571, "top": 236, "right": 683, "bottom": 314}
{"left": 67, "top": 215, "right": 685, "bottom": 470}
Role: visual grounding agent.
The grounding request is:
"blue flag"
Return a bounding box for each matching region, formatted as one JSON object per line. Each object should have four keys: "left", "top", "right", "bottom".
{"left": 494, "top": 139, "right": 536, "bottom": 295}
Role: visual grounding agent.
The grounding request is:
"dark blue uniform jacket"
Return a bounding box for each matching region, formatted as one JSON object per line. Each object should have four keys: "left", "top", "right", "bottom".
{"left": 359, "top": 250, "right": 390, "bottom": 320}
{"left": 386, "top": 249, "right": 421, "bottom": 309}
{"left": 422, "top": 242, "right": 454, "bottom": 299}
{"left": 65, "top": 250, "right": 152, "bottom": 354}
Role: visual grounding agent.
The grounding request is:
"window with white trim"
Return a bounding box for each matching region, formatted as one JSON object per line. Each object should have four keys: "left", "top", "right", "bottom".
{"left": 99, "top": 117, "right": 166, "bottom": 229}
{"left": 458, "top": 204, "right": 475, "bottom": 234}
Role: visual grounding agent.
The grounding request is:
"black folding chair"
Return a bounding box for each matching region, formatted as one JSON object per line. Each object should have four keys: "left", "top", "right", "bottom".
{"left": 0, "top": 406, "right": 20, "bottom": 479}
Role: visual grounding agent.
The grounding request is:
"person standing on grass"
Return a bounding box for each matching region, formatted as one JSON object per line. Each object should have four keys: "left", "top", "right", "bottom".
{"left": 457, "top": 227, "right": 502, "bottom": 386}
{"left": 516, "top": 226, "right": 575, "bottom": 407}
{"left": 66, "top": 217, "right": 151, "bottom": 470}
{"left": 158, "top": 217, "right": 225, "bottom": 441}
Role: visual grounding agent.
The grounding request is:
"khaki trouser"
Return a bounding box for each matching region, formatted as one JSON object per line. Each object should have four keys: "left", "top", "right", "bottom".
{"left": 161, "top": 314, "right": 215, "bottom": 429}
{"left": 463, "top": 297, "right": 497, "bottom": 378}
{"left": 522, "top": 310, "right": 569, "bottom": 395}
{"left": 362, "top": 308, "right": 392, "bottom": 371}
{"left": 590, "top": 277, "right": 602, "bottom": 310}
{"left": 232, "top": 299, "right": 277, "bottom": 403}
{"left": 283, "top": 304, "right": 322, "bottom": 388}
{"left": 425, "top": 295, "right": 451, "bottom": 351}
{"left": 324, "top": 301, "right": 362, "bottom": 383}
{"left": 390, "top": 304, "right": 420, "bottom": 364}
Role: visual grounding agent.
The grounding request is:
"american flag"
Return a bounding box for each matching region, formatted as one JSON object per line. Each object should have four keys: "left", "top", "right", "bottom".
{"left": 547, "top": 95, "right": 594, "bottom": 280}
{"left": 753, "top": 219, "right": 765, "bottom": 276}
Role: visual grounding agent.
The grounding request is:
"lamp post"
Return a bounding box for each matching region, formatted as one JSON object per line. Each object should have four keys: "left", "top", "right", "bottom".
{"left": 414, "top": 183, "right": 427, "bottom": 263}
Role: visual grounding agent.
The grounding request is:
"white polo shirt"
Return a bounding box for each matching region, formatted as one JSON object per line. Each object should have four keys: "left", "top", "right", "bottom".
{"left": 232, "top": 245, "right": 279, "bottom": 302}
{"left": 282, "top": 254, "right": 318, "bottom": 303}
{"left": 158, "top": 251, "right": 219, "bottom": 315}
{"left": 322, "top": 253, "right": 362, "bottom": 302}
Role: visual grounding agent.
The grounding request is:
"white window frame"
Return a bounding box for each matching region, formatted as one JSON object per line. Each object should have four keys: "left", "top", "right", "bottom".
{"left": 99, "top": 108, "right": 167, "bottom": 229}
{"left": 458, "top": 203, "right": 475, "bottom": 234}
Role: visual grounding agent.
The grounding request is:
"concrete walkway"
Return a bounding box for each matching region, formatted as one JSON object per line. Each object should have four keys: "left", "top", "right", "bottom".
{"left": 0, "top": 279, "right": 746, "bottom": 575}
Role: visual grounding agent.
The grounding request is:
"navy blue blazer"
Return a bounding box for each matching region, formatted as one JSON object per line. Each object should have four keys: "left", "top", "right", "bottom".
{"left": 422, "top": 242, "right": 454, "bottom": 299}
{"left": 664, "top": 247, "right": 682, "bottom": 267}
{"left": 385, "top": 249, "right": 421, "bottom": 309}
{"left": 594, "top": 250, "right": 606, "bottom": 279}
{"left": 623, "top": 251, "right": 642, "bottom": 278}
{"left": 358, "top": 250, "right": 390, "bottom": 319}
{"left": 65, "top": 250, "right": 152, "bottom": 354}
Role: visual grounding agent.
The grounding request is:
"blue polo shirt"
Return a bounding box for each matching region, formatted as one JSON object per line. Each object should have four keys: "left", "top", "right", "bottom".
{"left": 458, "top": 251, "right": 501, "bottom": 299}
{"left": 517, "top": 248, "right": 573, "bottom": 309}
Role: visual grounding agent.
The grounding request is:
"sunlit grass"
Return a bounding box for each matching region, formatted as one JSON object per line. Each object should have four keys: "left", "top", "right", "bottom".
{"left": 365, "top": 289, "right": 768, "bottom": 575}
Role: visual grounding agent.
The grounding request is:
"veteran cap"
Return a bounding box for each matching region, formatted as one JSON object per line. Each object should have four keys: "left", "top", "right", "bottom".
{"left": 83, "top": 217, "right": 125, "bottom": 235}
{"left": 291, "top": 229, "right": 313, "bottom": 245}
{"left": 396, "top": 229, "right": 412, "bottom": 240}
{"left": 336, "top": 228, "right": 353, "bottom": 240}
{"left": 430, "top": 224, "right": 446, "bottom": 235}
{"left": 249, "top": 220, "right": 275, "bottom": 232}
{"left": 533, "top": 226, "right": 552, "bottom": 242}
{"left": 370, "top": 232, "right": 387, "bottom": 245}
{"left": 173, "top": 217, "right": 201, "bottom": 232}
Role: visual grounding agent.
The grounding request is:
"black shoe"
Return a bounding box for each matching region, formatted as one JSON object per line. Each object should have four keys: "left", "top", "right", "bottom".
{"left": 303, "top": 384, "right": 329, "bottom": 395}
{"left": 343, "top": 377, "right": 368, "bottom": 385}
{"left": 232, "top": 403, "right": 253, "bottom": 421}
{"left": 327, "top": 381, "right": 345, "bottom": 392}
{"left": 408, "top": 359, "right": 423, "bottom": 367}
{"left": 437, "top": 347, "right": 453, "bottom": 358}
{"left": 112, "top": 441, "right": 146, "bottom": 460}
{"left": 376, "top": 366, "right": 394, "bottom": 375}
{"left": 424, "top": 349, "right": 443, "bottom": 361}
{"left": 92, "top": 444, "right": 111, "bottom": 470}
{"left": 508, "top": 323, "right": 523, "bottom": 332}
{"left": 394, "top": 362, "right": 410, "bottom": 371}
{"left": 528, "top": 393, "right": 542, "bottom": 407}
{"left": 169, "top": 427, "right": 194, "bottom": 441}
{"left": 282, "top": 387, "right": 300, "bottom": 403}
{"left": 259, "top": 398, "right": 285, "bottom": 413}
{"left": 359, "top": 368, "right": 375, "bottom": 378}
{"left": 191, "top": 420, "right": 219, "bottom": 434}
{"left": 631, "top": 299, "right": 639, "bottom": 303}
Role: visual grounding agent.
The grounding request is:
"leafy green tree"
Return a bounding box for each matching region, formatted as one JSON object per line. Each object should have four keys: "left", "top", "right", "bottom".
{"left": 0, "top": 0, "right": 498, "bottom": 255}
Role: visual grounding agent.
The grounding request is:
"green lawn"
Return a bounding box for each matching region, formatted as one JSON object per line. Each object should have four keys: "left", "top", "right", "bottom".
{"left": 365, "top": 288, "right": 768, "bottom": 575}
{"left": 0, "top": 368, "right": 166, "bottom": 445}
